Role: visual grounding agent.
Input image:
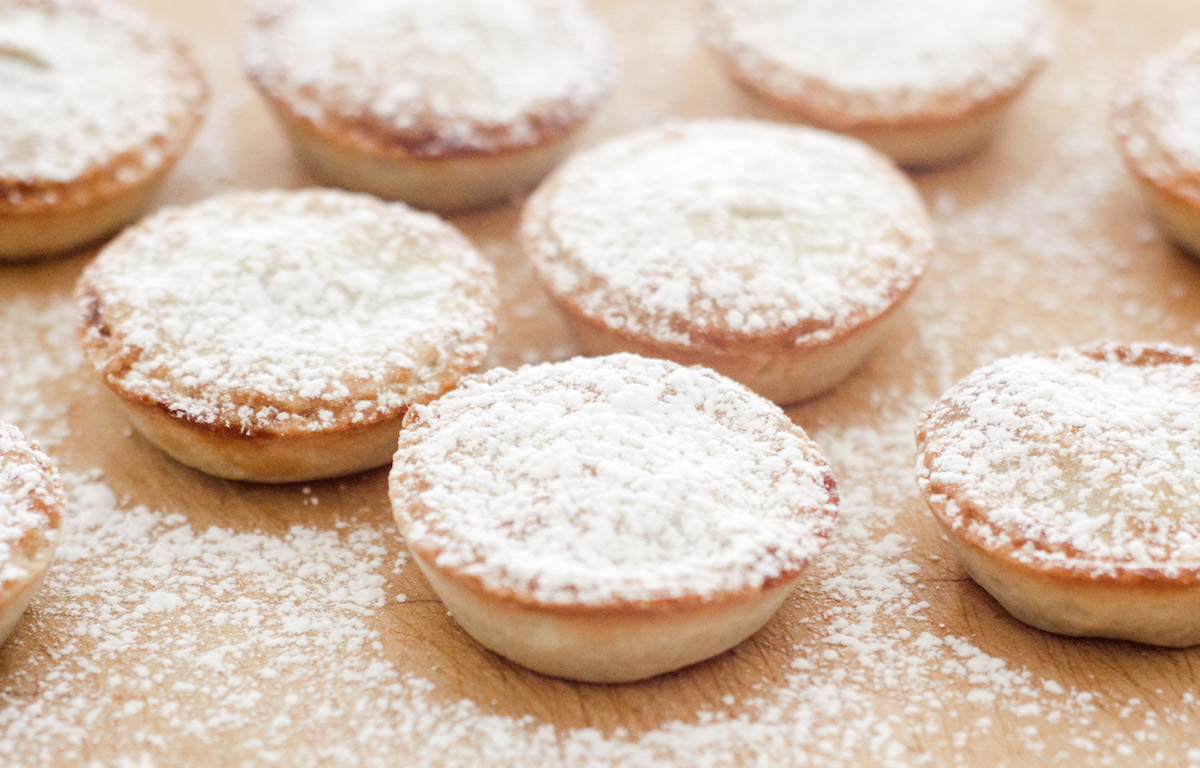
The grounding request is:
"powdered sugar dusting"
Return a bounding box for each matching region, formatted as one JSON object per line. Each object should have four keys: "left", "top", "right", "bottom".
{"left": 916, "top": 343, "right": 1200, "bottom": 576}
{"left": 242, "top": 0, "right": 615, "bottom": 155}
{"left": 701, "top": 0, "right": 1052, "bottom": 122}
{"left": 524, "top": 120, "right": 931, "bottom": 346}
{"left": 392, "top": 354, "right": 837, "bottom": 605}
{"left": 0, "top": 294, "right": 81, "bottom": 450}
{"left": 0, "top": 0, "right": 204, "bottom": 186}
{"left": 78, "top": 189, "right": 497, "bottom": 433}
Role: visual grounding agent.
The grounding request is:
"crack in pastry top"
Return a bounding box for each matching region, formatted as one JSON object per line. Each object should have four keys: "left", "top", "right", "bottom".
{"left": 1113, "top": 34, "right": 1200, "bottom": 200}
{"left": 916, "top": 343, "right": 1200, "bottom": 579}
{"left": 77, "top": 189, "right": 497, "bottom": 435}
{"left": 0, "top": 0, "right": 205, "bottom": 186}
{"left": 701, "top": 0, "right": 1052, "bottom": 122}
{"left": 523, "top": 120, "right": 933, "bottom": 347}
{"left": 241, "top": 0, "right": 615, "bottom": 156}
{"left": 391, "top": 354, "right": 839, "bottom": 606}
{"left": 0, "top": 423, "right": 61, "bottom": 589}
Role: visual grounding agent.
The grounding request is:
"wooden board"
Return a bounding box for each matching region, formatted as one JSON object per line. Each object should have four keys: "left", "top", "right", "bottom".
{"left": 4, "top": 0, "right": 1200, "bottom": 765}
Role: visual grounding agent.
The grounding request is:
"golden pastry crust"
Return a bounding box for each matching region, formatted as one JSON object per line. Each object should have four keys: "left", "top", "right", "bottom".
{"left": 407, "top": 548, "right": 802, "bottom": 683}
{"left": 0, "top": 422, "right": 64, "bottom": 645}
{"left": 1112, "top": 35, "right": 1200, "bottom": 254}
{"left": 521, "top": 119, "right": 933, "bottom": 404}
{"left": 916, "top": 342, "right": 1200, "bottom": 646}
{"left": 699, "top": 0, "right": 1052, "bottom": 167}
{"left": 390, "top": 354, "right": 838, "bottom": 682}
{"left": 77, "top": 188, "right": 498, "bottom": 483}
{"left": 0, "top": 0, "right": 207, "bottom": 260}
{"left": 240, "top": 0, "right": 615, "bottom": 210}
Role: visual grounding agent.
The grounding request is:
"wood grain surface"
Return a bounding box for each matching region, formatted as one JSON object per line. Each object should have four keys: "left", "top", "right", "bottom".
{"left": 4, "top": 0, "right": 1200, "bottom": 766}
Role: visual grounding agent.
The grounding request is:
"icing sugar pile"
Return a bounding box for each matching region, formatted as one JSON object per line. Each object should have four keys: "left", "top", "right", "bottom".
{"left": 394, "top": 354, "right": 836, "bottom": 604}
{"left": 525, "top": 120, "right": 931, "bottom": 345}
{"left": 242, "top": 0, "right": 616, "bottom": 154}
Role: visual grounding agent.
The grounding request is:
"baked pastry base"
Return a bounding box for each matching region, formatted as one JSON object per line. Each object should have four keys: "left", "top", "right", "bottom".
{"left": 0, "top": 558, "right": 53, "bottom": 645}
{"left": 0, "top": 172, "right": 170, "bottom": 261}
{"left": 115, "top": 391, "right": 405, "bottom": 484}
{"left": 272, "top": 106, "right": 583, "bottom": 213}
{"left": 842, "top": 104, "right": 1010, "bottom": 170}
{"left": 523, "top": 120, "right": 931, "bottom": 405}
{"left": 411, "top": 548, "right": 798, "bottom": 683}
{"left": 1135, "top": 178, "right": 1200, "bottom": 257}
{"left": 940, "top": 521, "right": 1200, "bottom": 647}
{"left": 391, "top": 354, "right": 838, "bottom": 682}
{"left": 0, "top": 0, "right": 208, "bottom": 261}
{"left": 744, "top": 90, "right": 1014, "bottom": 170}
{"left": 562, "top": 307, "right": 901, "bottom": 404}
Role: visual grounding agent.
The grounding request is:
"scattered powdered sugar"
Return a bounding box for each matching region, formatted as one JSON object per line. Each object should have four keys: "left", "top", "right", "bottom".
{"left": 0, "top": 423, "right": 61, "bottom": 588}
{"left": 0, "top": 293, "right": 82, "bottom": 450}
{"left": 916, "top": 343, "right": 1200, "bottom": 576}
{"left": 78, "top": 189, "right": 497, "bottom": 433}
{"left": 241, "top": 0, "right": 616, "bottom": 155}
{"left": 1112, "top": 34, "right": 1200, "bottom": 192}
{"left": 392, "top": 354, "right": 837, "bottom": 605}
{"left": 0, "top": 469, "right": 410, "bottom": 765}
{"left": 2, "top": 399, "right": 1177, "bottom": 767}
{"left": 0, "top": 0, "right": 205, "bottom": 187}
{"left": 524, "top": 120, "right": 931, "bottom": 345}
{"left": 700, "top": 0, "right": 1052, "bottom": 122}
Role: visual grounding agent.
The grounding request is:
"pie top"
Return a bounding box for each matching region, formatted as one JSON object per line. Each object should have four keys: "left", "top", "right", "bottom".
{"left": 241, "top": 0, "right": 616, "bottom": 158}
{"left": 0, "top": 0, "right": 206, "bottom": 210}
{"left": 523, "top": 119, "right": 932, "bottom": 350}
{"left": 701, "top": 0, "right": 1052, "bottom": 127}
{"left": 391, "top": 354, "right": 839, "bottom": 608}
{"left": 77, "top": 189, "right": 498, "bottom": 437}
{"left": 917, "top": 343, "right": 1200, "bottom": 582}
